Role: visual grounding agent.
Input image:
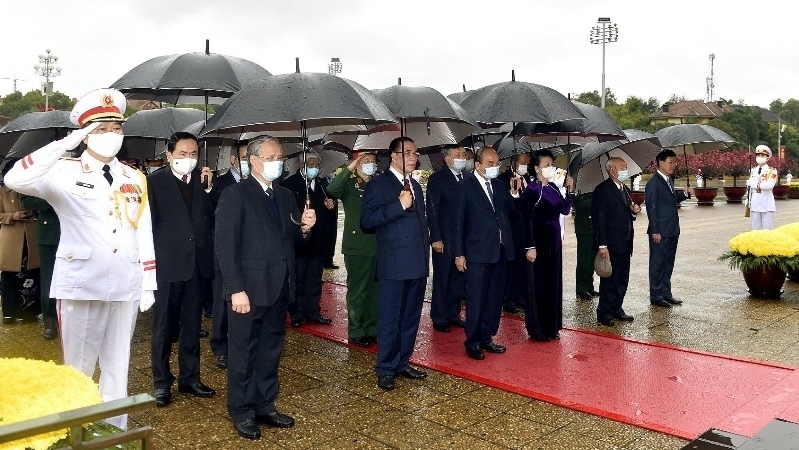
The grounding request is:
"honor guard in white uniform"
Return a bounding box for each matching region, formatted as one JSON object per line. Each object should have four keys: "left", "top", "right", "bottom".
{"left": 4, "top": 89, "right": 156, "bottom": 430}
{"left": 746, "top": 145, "right": 778, "bottom": 230}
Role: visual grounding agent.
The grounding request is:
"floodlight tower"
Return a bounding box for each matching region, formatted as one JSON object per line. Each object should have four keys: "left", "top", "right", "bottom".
{"left": 589, "top": 18, "right": 618, "bottom": 109}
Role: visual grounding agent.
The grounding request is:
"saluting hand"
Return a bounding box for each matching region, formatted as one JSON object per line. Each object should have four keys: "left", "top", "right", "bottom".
{"left": 231, "top": 291, "right": 250, "bottom": 314}
{"left": 348, "top": 153, "right": 366, "bottom": 171}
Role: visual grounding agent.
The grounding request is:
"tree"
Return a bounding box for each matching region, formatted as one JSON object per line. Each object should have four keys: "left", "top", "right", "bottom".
{"left": 574, "top": 89, "right": 617, "bottom": 108}
{"left": 0, "top": 89, "right": 75, "bottom": 118}
{"left": 709, "top": 107, "right": 768, "bottom": 150}
{"left": 605, "top": 95, "right": 660, "bottom": 131}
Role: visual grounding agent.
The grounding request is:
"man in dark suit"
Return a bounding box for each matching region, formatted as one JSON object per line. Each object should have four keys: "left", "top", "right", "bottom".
{"left": 20, "top": 195, "right": 60, "bottom": 340}
{"left": 453, "top": 147, "right": 518, "bottom": 360}
{"left": 361, "top": 137, "right": 430, "bottom": 391}
{"left": 426, "top": 144, "right": 468, "bottom": 333}
{"left": 592, "top": 157, "right": 640, "bottom": 327}
{"left": 496, "top": 152, "right": 531, "bottom": 313}
{"left": 645, "top": 149, "right": 693, "bottom": 308}
{"left": 147, "top": 132, "right": 217, "bottom": 407}
{"left": 282, "top": 151, "right": 335, "bottom": 327}
{"left": 208, "top": 141, "right": 248, "bottom": 369}
{"left": 216, "top": 136, "right": 315, "bottom": 440}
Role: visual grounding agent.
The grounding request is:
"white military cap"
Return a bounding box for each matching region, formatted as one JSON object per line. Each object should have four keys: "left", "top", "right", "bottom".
{"left": 754, "top": 145, "right": 772, "bottom": 157}
{"left": 70, "top": 88, "right": 127, "bottom": 128}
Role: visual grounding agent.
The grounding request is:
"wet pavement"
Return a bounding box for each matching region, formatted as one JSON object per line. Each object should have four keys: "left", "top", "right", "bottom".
{"left": 2, "top": 196, "right": 798, "bottom": 449}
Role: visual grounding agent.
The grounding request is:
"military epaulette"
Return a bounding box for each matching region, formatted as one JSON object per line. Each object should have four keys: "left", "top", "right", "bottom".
{"left": 59, "top": 156, "right": 81, "bottom": 161}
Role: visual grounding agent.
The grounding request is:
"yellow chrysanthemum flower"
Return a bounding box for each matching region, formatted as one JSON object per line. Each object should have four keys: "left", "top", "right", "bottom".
{"left": 728, "top": 230, "right": 799, "bottom": 258}
{"left": 776, "top": 222, "right": 799, "bottom": 245}
{"left": 0, "top": 358, "right": 102, "bottom": 450}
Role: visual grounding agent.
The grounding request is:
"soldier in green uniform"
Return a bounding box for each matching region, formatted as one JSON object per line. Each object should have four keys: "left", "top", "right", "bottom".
{"left": 326, "top": 151, "right": 379, "bottom": 347}
{"left": 21, "top": 195, "right": 60, "bottom": 340}
{"left": 574, "top": 192, "right": 598, "bottom": 300}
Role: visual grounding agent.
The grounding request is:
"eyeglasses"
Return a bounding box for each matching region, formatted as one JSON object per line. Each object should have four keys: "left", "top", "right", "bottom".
{"left": 255, "top": 156, "right": 286, "bottom": 163}
{"left": 393, "top": 151, "right": 420, "bottom": 158}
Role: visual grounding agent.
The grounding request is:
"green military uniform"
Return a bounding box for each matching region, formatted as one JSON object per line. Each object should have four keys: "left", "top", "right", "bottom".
{"left": 326, "top": 167, "right": 378, "bottom": 339}
{"left": 574, "top": 192, "right": 597, "bottom": 294}
{"left": 21, "top": 195, "right": 60, "bottom": 330}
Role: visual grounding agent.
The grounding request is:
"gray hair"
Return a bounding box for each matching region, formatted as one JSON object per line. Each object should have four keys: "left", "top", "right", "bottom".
{"left": 246, "top": 136, "right": 281, "bottom": 159}
{"left": 441, "top": 144, "right": 461, "bottom": 159}
{"left": 605, "top": 156, "right": 623, "bottom": 172}
{"left": 304, "top": 151, "right": 321, "bottom": 163}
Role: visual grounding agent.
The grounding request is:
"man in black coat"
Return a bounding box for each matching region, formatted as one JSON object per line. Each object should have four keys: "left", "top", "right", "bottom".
{"left": 496, "top": 152, "right": 531, "bottom": 313}
{"left": 282, "top": 151, "right": 335, "bottom": 327}
{"left": 216, "top": 136, "right": 315, "bottom": 439}
{"left": 148, "top": 132, "right": 217, "bottom": 407}
{"left": 591, "top": 157, "right": 640, "bottom": 327}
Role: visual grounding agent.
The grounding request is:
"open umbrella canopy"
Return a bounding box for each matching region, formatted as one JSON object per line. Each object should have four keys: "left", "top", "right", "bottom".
{"left": 568, "top": 131, "right": 662, "bottom": 192}
{"left": 494, "top": 134, "right": 579, "bottom": 160}
{"left": 119, "top": 108, "right": 208, "bottom": 160}
{"left": 200, "top": 72, "right": 396, "bottom": 137}
{"left": 0, "top": 111, "right": 78, "bottom": 159}
{"left": 459, "top": 70, "right": 585, "bottom": 126}
{"left": 109, "top": 41, "right": 272, "bottom": 105}
{"left": 516, "top": 101, "right": 625, "bottom": 145}
{"left": 654, "top": 124, "right": 736, "bottom": 154}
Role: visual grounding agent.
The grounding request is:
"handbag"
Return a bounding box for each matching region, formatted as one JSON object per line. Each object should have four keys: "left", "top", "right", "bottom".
{"left": 594, "top": 253, "right": 612, "bottom": 278}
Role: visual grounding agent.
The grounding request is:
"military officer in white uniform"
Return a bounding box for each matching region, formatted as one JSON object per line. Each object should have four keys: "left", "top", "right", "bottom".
{"left": 746, "top": 144, "right": 778, "bottom": 230}
{"left": 4, "top": 88, "right": 156, "bottom": 430}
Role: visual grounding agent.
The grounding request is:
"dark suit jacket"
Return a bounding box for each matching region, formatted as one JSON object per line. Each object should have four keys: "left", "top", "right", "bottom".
{"left": 591, "top": 178, "right": 635, "bottom": 255}
{"left": 282, "top": 171, "right": 334, "bottom": 259}
{"left": 452, "top": 174, "right": 515, "bottom": 264}
{"left": 360, "top": 169, "right": 430, "bottom": 280}
{"left": 21, "top": 195, "right": 60, "bottom": 246}
{"left": 211, "top": 170, "right": 238, "bottom": 197}
{"left": 426, "top": 166, "right": 464, "bottom": 246}
{"left": 645, "top": 173, "right": 688, "bottom": 238}
{"left": 497, "top": 168, "right": 530, "bottom": 247}
{"left": 147, "top": 167, "right": 215, "bottom": 282}
{"left": 215, "top": 177, "right": 306, "bottom": 306}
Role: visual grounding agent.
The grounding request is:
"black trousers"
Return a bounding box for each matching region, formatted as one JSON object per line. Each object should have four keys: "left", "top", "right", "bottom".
{"left": 649, "top": 236, "right": 678, "bottom": 301}
{"left": 209, "top": 269, "right": 228, "bottom": 357}
{"left": 429, "top": 247, "right": 464, "bottom": 325}
{"left": 464, "top": 246, "right": 506, "bottom": 349}
{"left": 227, "top": 283, "right": 288, "bottom": 421}
{"left": 597, "top": 250, "right": 631, "bottom": 321}
{"left": 38, "top": 244, "right": 57, "bottom": 329}
{"left": 289, "top": 256, "right": 324, "bottom": 321}
{"left": 151, "top": 262, "right": 206, "bottom": 389}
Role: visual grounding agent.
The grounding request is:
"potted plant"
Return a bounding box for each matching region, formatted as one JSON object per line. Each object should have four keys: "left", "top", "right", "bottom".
{"left": 719, "top": 150, "right": 749, "bottom": 203}
{"left": 719, "top": 229, "right": 799, "bottom": 298}
{"left": 776, "top": 223, "right": 799, "bottom": 281}
{"left": 693, "top": 152, "right": 721, "bottom": 206}
{"left": 769, "top": 156, "right": 791, "bottom": 200}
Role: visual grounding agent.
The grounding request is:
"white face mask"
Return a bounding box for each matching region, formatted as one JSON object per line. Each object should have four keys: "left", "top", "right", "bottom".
{"left": 756, "top": 155, "right": 768, "bottom": 166}
{"left": 258, "top": 160, "right": 284, "bottom": 181}
{"left": 541, "top": 166, "right": 558, "bottom": 181}
{"left": 360, "top": 162, "right": 377, "bottom": 176}
{"left": 617, "top": 170, "right": 630, "bottom": 182}
{"left": 171, "top": 157, "right": 197, "bottom": 176}
{"left": 303, "top": 166, "right": 320, "bottom": 180}
{"left": 484, "top": 166, "right": 500, "bottom": 179}
{"left": 239, "top": 160, "right": 250, "bottom": 178}
{"left": 452, "top": 158, "right": 467, "bottom": 171}
{"left": 86, "top": 132, "right": 124, "bottom": 158}
{"left": 516, "top": 164, "right": 528, "bottom": 176}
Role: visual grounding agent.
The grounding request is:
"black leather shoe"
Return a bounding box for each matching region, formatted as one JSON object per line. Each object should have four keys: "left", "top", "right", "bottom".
{"left": 448, "top": 318, "right": 466, "bottom": 328}
{"left": 255, "top": 411, "right": 294, "bottom": 428}
{"left": 399, "top": 367, "right": 427, "bottom": 379}
{"left": 466, "top": 347, "right": 485, "bottom": 360}
{"left": 42, "top": 328, "right": 58, "bottom": 340}
{"left": 432, "top": 322, "right": 451, "bottom": 333}
{"left": 664, "top": 297, "right": 683, "bottom": 305}
{"left": 590, "top": 290, "right": 600, "bottom": 297}
{"left": 178, "top": 381, "right": 216, "bottom": 398}
{"left": 215, "top": 354, "right": 228, "bottom": 369}
{"left": 203, "top": 310, "right": 213, "bottom": 319}
{"left": 2, "top": 317, "right": 15, "bottom": 324}
{"left": 309, "top": 316, "right": 332, "bottom": 325}
{"left": 529, "top": 334, "right": 551, "bottom": 342}
{"left": 365, "top": 335, "right": 378, "bottom": 344}
{"left": 349, "top": 337, "right": 371, "bottom": 347}
{"left": 576, "top": 291, "right": 593, "bottom": 300}
{"left": 651, "top": 299, "right": 673, "bottom": 308}
{"left": 616, "top": 313, "right": 634, "bottom": 322}
{"left": 233, "top": 418, "right": 261, "bottom": 439}
{"left": 480, "top": 341, "right": 506, "bottom": 353}
{"left": 154, "top": 388, "right": 171, "bottom": 407}
{"left": 291, "top": 319, "right": 303, "bottom": 328}
{"left": 598, "top": 318, "right": 615, "bottom": 327}
{"left": 199, "top": 329, "right": 210, "bottom": 338}
{"left": 377, "top": 375, "right": 395, "bottom": 391}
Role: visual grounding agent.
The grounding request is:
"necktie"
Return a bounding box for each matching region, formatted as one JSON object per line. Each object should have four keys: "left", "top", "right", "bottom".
{"left": 102, "top": 165, "right": 113, "bottom": 185}
{"left": 485, "top": 181, "right": 495, "bottom": 210}
{"left": 181, "top": 174, "right": 188, "bottom": 183}
{"left": 266, "top": 187, "right": 280, "bottom": 220}
{"left": 457, "top": 173, "right": 463, "bottom": 182}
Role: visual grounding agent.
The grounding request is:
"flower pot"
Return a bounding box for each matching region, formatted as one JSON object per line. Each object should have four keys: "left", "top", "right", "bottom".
{"left": 723, "top": 186, "right": 747, "bottom": 204}
{"left": 693, "top": 187, "right": 718, "bottom": 206}
{"left": 629, "top": 190, "right": 645, "bottom": 206}
{"left": 773, "top": 185, "right": 790, "bottom": 200}
{"left": 742, "top": 265, "right": 786, "bottom": 298}
{"left": 789, "top": 189, "right": 799, "bottom": 200}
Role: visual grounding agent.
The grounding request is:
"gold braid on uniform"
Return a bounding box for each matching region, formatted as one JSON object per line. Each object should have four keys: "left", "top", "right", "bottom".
{"left": 112, "top": 170, "right": 148, "bottom": 229}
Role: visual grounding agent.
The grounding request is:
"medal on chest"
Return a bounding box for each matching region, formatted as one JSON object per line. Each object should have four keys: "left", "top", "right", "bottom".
{"left": 113, "top": 182, "right": 148, "bottom": 229}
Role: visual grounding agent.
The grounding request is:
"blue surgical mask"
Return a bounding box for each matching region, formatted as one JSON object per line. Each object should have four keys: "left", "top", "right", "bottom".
{"left": 617, "top": 170, "right": 630, "bottom": 182}
{"left": 452, "top": 158, "right": 467, "bottom": 171}
{"left": 304, "top": 167, "right": 320, "bottom": 180}
{"left": 360, "top": 163, "right": 377, "bottom": 176}
{"left": 259, "top": 160, "right": 283, "bottom": 181}
{"left": 239, "top": 160, "right": 250, "bottom": 178}
{"left": 484, "top": 166, "right": 500, "bottom": 179}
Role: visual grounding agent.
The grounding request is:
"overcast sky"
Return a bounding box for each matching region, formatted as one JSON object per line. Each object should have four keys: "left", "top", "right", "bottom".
{"left": 1, "top": 0, "right": 795, "bottom": 109}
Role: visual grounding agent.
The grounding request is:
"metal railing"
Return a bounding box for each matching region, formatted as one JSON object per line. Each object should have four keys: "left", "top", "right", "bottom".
{"left": 0, "top": 394, "right": 156, "bottom": 450}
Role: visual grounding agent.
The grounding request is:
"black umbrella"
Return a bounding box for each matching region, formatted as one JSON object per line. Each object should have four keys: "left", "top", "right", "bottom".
{"left": 568, "top": 130, "right": 662, "bottom": 192}
{"left": 494, "top": 135, "right": 579, "bottom": 160}
{"left": 516, "top": 101, "right": 625, "bottom": 145}
{"left": 654, "top": 124, "right": 736, "bottom": 186}
{"left": 0, "top": 111, "right": 78, "bottom": 160}
{"left": 120, "top": 107, "right": 207, "bottom": 160}
{"left": 201, "top": 63, "right": 396, "bottom": 217}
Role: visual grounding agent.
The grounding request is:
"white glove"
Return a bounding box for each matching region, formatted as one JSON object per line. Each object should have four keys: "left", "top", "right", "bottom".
{"left": 139, "top": 290, "right": 155, "bottom": 312}
{"left": 61, "top": 122, "right": 100, "bottom": 150}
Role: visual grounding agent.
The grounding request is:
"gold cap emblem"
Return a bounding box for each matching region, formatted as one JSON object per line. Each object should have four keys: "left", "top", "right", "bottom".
{"left": 101, "top": 94, "right": 115, "bottom": 108}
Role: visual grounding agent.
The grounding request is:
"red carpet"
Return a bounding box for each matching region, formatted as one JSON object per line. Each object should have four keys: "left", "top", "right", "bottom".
{"left": 296, "top": 282, "right": 799, "bottom": 440}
